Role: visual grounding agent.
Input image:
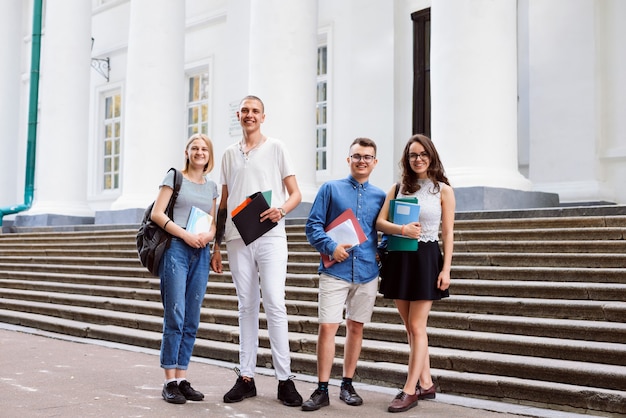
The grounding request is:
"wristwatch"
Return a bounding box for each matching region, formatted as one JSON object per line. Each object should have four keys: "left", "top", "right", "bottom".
{"left": 278, "top": 207, "right": 286, "bottom": 218}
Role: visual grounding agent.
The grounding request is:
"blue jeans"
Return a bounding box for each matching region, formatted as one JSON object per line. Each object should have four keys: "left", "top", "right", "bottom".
{"left": 159, "top": 238, "right": 210, "bottom": 370}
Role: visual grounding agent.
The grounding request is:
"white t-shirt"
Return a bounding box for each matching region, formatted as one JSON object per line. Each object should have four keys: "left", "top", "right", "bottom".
{"left": 220, "top": 137, "right": 295, "bottom": 242}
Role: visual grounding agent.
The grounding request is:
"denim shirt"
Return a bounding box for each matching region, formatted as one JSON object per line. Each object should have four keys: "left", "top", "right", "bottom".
{"left": 305, "top": 176, "right": 386, "bottom": 284}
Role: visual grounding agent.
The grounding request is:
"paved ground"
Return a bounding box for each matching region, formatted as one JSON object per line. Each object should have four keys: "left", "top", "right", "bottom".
{"left": 0, "top": 324, "right": 586, "bottom": 418}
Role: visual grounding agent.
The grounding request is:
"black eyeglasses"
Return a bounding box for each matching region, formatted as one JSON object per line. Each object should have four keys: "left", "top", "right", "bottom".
{"left": 409, "top": 152, "right": 429, "bottom": 161}
{"left": 350, "top": 154, "right": 375, "bottom": 163}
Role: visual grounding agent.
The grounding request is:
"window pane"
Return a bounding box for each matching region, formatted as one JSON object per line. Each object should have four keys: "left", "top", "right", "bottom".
{"left": 200, "top": 72, "right": 209, "bottom": 100}
{"left": 104, "top": 157, "right": 111, "bottom": 172}
{"left": 104, "top": 140, "right": 112, "bottom": 155}
{"left": 317, "top": 81, "right": 327, "bottom": 102}
{"left": 189, "top": 77, "right": 198, "bottom": 102}
{"left": 316, "top": 104, "right": 327, "bottom": 125}
{"left": 105, "top": 96, "right": 112, "bottom": 119}
{"left": 113, "top": 95, "right": 121, "bottom": 117}
{"left": 317, "top": 46, "right": 327, "bottom": 76}
{"left": 316, "top": 150, "right": 327, "bottom": 170}
{"left": 317, "top": 128, "right": 326, "bottom": 148}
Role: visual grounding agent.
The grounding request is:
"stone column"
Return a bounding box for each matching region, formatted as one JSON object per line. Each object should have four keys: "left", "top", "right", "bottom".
{"left": 29, "top": 0, "right": 93, "bottom": 218}
{"left": 0, "top": 0, "right": 22, "bottom": 207}
{"left": 526, "top": 0, "right": 600, "bottom": 202}
{"left": 111, "top": 0, "right": 185, "bottom": 210}
{"left": 247, "top": 0, "right": 319, "bottom": 207}
{"left": 431, "top": 0, "right": 531, "bottom": 191}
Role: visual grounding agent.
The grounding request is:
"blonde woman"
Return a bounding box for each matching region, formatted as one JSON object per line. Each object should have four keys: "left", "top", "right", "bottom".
{"left": 151, "top": 133, "right": 218, "bottom": 404}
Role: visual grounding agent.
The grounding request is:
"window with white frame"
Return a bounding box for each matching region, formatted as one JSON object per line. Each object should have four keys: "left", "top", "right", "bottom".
{"left": 102, "top": 91, "right": 121, "bottom": 190}
{"left": 187, "top": 70, "right": 209, "bottom": 137}
{"left": 316, "top": 42, "right": 328, "bottom": 171}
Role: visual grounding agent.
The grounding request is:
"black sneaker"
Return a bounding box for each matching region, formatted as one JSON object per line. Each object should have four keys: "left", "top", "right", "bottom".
{"left": 162, "top": 381, "right": 186, "bottom": 404}
{"left": 277, "top": 377, "right": 303, "bottom": 407}
{"left": 178, "top": 380, "right": 204, "bottom": 401}
{"left": 301, "top": 389, "right": 330, "bottom": 411}
{"left": 339, "top": 382, "right": 363, "bottom": 406}
{"left": 223, "top": 369, "right": 256, "bottom": 403}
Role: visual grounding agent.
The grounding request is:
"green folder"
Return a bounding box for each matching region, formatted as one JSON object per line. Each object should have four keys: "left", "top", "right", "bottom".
{"left": 387, "top": 197, "right": 419, "bottom": 251}
{"left": 261, "top": 190, "right": 272, "bottom": 206}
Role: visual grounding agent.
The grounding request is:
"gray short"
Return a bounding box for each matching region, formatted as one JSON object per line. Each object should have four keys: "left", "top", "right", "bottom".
{"left": 318, "top": 273, "right": 379, "bottom": 324}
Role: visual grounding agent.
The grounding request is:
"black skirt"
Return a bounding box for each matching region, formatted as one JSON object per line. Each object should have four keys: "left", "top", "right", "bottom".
{"left": 379, "top": 240, "right": 450, "bottom": 301}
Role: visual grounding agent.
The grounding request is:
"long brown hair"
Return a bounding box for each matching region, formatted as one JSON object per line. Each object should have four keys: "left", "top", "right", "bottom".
{"left": 400, "top": 134, "right": 449, "bottom": 195}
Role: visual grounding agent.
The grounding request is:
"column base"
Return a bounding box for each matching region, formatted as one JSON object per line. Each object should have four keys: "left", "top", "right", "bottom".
{"left": 13, "top": 213, "right": 94, "bottom": 227}
{"left": 455, "top": 186, "right": 559, "bottom": 212}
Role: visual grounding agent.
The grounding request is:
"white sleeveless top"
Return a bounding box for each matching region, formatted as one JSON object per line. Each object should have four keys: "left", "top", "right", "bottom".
{"left": 399, "top": 179, "right": 441, "bottom": 243}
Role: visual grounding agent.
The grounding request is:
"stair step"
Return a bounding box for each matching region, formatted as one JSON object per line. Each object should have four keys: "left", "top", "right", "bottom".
{"left": 454, "top": 240, "right": 626, "bottom": 253}
{"left": 451, "top": 252, "right": 626, "bottom": 268}
{"left": 454, "top": 227, "right": 626, "bottom": 241}
{"left": 451, "top": 279, "right": 626, "bottom": 301}
{"left": 452, "top": 265, "right": 626, "bottom": 284}
{"left": 436, "top": 295, "right": 626, "bottom": 321}
{"left": 427, "top": 311, "right": 626, "bottom": 344}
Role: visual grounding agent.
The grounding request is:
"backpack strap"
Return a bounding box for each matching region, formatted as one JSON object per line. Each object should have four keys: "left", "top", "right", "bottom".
{"left": 171, "top": 168, "right": 183, "bottom": 198}
{"left": 394, "top": 182, "right": 400, "bottom": 198}
{"left": 165, "top": 168, "right": 183, "bottom": 219}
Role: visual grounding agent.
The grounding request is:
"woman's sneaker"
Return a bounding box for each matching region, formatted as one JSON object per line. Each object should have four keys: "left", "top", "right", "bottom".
{"left": 162, "top": 381, "right": 186, "bottom": 404}
{"left": 178, "top": 380, "right": 204, "bottom": 401}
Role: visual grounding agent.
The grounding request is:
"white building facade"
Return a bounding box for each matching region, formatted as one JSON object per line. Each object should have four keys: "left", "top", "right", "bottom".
{"left": 1, "top": 0, "right": 625, "bottom": 226}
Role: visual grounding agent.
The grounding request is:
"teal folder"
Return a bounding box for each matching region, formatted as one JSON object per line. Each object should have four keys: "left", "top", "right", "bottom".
{"left": 387, "top": 197, "right": 419, "bottom": 251}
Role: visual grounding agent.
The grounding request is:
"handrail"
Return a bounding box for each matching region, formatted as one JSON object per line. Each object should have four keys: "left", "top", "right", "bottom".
{"left": 0, "top": 0, "right": 43, "bottom": 227}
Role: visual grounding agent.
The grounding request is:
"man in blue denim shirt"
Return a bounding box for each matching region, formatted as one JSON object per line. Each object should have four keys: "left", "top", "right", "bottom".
{"left": 302, "top": 138, "right": 386, "bottom": 412}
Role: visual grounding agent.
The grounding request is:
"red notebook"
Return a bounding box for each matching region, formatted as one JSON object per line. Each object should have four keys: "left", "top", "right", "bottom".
{"left": 320, "top": 208, "right": 367, "bottom": 268}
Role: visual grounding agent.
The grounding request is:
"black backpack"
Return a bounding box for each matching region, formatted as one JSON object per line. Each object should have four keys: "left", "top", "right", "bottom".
{"left": 136, "top": 168, "right": 183, "bottom": 276}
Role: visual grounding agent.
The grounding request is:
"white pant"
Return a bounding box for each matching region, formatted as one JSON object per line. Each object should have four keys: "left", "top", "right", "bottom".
{"left": 226, "top": 236, "right": 291, "bottom": 380}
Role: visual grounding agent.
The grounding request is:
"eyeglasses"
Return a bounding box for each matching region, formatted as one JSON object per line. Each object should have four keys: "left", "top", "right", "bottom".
{"left": 409, "top": 152, "right": 429, "bottom": 161}
{"left": 350, "top": 154, "right": 375, "bottom": 163}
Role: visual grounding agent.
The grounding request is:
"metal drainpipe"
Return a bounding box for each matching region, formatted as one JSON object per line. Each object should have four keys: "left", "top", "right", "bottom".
{"left": 0, "top": 0, "right": 43, "bottom": 227}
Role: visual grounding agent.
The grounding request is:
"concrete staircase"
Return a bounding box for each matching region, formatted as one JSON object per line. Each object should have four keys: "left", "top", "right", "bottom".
{"left": 1, "top": 207, "right": 625, "bottom": 416}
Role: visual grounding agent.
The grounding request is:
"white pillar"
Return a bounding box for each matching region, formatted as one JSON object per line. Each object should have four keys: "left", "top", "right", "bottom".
{"left": 431, "top": 0, "right": 531, "bottom": 190}
{"left": 247, "top": 0, "right": 319, "bottom": 204}
{"left": 0, "top": 0, "right": 22, "bottom": 207}
{"left": 29, "top": 0, "right": 93, "bottom": 216}
{"left": 112, "top": 0, "right": 185, "bottom": 209}
{"left": 527, "top": 0, "right": 600, "bottom": 202}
